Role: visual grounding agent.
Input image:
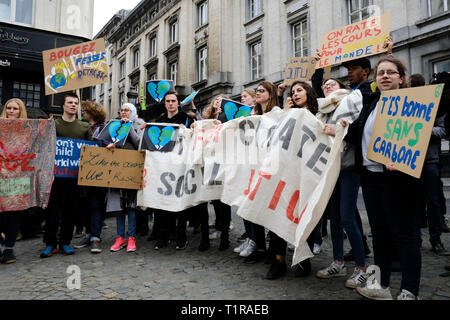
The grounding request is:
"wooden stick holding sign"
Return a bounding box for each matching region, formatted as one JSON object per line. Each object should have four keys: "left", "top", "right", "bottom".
{"left": 366, "top": 84, "right": 444, "bottom": 178}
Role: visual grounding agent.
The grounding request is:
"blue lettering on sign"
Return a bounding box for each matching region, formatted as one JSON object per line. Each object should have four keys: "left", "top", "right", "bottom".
{"left": 371, "top": 136, "right": 421, "bottom": 171}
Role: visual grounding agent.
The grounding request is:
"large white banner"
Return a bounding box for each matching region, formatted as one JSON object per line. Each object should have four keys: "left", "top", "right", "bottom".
{"left": 137, "top": 107, "right": 345, "bottom": 265}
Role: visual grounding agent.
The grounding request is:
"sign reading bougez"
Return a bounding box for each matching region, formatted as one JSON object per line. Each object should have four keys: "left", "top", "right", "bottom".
{"left": 217, "top": 99, "right": 252, "bottom": 123}
{"left": 145, "top": 80, "right": 174, "bottom": 105}
{"left": 42, "top": 38, "right": 108, "bottom": 95}
{"left": 139, "top": 124, "right": 178, "bottom": 152}
{"left": 54, "top": 137, "right": 100, "bottom": 178}
{"left": 367, "top": 84, "right": 444, "bottom": 178}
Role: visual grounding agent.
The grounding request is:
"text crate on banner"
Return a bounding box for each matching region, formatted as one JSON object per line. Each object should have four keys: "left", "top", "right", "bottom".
{"left": 42, "top": 38, "right": 108, "bottom": 95}
{"left": 317, "top": 12, "right": 391, "bottom": 68}
{"left": 0, "top": 119, "right": 56, "bottom": 212}
{"left": 54, "top": 137, "right": 101, "bottom": 178}
{"left": 78, "top": 146, "right": 145, "bottom": 190}
{"left": 367, "top": 84, "right": 444, "bottom": 178}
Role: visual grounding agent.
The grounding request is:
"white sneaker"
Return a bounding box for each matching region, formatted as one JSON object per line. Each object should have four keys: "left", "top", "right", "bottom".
{"left": 345, "top": 268, "right": 369, "bottom": 288}
{"left": 356, "top": 281, "right": 393, "bottom": 300}
{"left": 239, "top": 239, "right": 256, "bottom": 257}
{"left": 313, "top": 243, "right": 322, "bottom": 255}
{"left": 234, "top": 238, "right": 249, "bottom": 253}
{"left": 209, "top": 230, "right": 221, "bottom": 240}
{"left": 397, "top": 289, "right": 419, "bottom": 300}
{"left": 316, "top": 262, "right": 347, "bottom": 279}
{"left": 228, "top": 222, "right": 234, "bottom": 232}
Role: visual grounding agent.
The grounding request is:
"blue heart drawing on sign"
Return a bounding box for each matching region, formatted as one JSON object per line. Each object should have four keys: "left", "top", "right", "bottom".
{"left": 148, "top": 126, "right": 175, "bottom": 150}
{"left": 147, "top": 81, "right": 171, "bottom": 103}
{"left": 224, "top": 102, "right": 252, "bottom": 120}
{"left": 108, "top": 121, "right": 132, "bottom": 143}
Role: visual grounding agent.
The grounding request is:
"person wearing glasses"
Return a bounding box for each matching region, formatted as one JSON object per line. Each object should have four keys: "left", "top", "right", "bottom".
{"left": 314, "top": 77, "right": 369, "bottom": 289}
{"left": 108, "top": 103, "right": 145, "bottom": 253}
{"left": 341, "top": 55, "right": 422, "bottom": 300}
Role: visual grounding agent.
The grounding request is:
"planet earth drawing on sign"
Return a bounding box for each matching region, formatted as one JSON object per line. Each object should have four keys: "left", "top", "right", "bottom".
{"left": 148, "top": 126, "right": 175, "bottom": 150}
{"left": 147, "top": 81, "right": 171, "bottom": 103}
{"left": 50, "top": 73, "right": 67, "bottom": 89}
{"left": 108, "top": 121, "right": 132, "bottom": 143}
{"left": 224, "top": 102, "right": 252, "bottom": 120}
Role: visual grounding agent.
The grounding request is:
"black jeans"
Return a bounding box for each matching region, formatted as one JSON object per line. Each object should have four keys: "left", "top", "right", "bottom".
{"left": 43, "top": 178, "right": 81, "bottom": 247}
{"left": 361, "top": 168, "right": 422, "bottom": 296}
{"left": 212, "top": 200, "right": 231, "bottom": 241}
{"left": 421, "top": 163, "right": 443, "bottom": 245}
{"left": 157, "top": 209, "right": 187, "bottom": 243}
{"left": 0, "top": 211, "right": 21, "bottom": 248}
{"left": 82, "top": 186, "right": 106, "bottom": 240}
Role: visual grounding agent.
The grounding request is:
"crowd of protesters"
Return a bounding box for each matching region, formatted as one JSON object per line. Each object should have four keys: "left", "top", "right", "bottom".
{"left": 1, "top": 36, "right": 450, "bottom": 300}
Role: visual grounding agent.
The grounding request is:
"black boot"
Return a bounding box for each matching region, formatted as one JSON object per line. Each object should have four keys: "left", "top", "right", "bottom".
{"left": 266, "top": 259, "right": 286, "bottom": 280}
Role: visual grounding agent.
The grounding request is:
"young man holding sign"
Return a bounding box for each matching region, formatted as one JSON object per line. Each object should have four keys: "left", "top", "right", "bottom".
{"left": 41, "top": 93, "right": 92, "bottom": 258}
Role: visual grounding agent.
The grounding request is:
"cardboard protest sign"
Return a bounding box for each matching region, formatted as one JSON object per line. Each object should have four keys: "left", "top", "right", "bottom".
{"left": 54, "top": 137, "right": 101, "bottom": 178}
{"left": 367, "top": 84, "right": 444, "bottom": 178}
{"left": 0, "top": 119, "right": 56, "bottom": 212}
{"left": 285, "top": 57, "right": 317, "bottom": 86}
{"left": 42, "top": 38, "right": 108, "bottom": 95}
{"left": 217, "top": 99, "right": 252, "bottom": 123}
{"left": 96, "top": 120, "right": 132, "bottom": 148}
{"left": 139, "top": 124, "right": 179, "bottom": 152}
{"left": 145, "top": 80, "right": 174, "bottom": 105}
{"left": 78, "top": 146, "right": 145, "bottom": 190}
{"left": 317, "top": 12, "right": 391, "bottom": 68}
{"left": 137, "top": 108, "right": 346, "bottom": 265}
{"left": 181, "top": 91, "right": 199, "bottom": 107}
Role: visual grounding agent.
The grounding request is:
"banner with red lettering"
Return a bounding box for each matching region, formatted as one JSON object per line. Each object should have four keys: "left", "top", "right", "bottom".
{"left": 137, "top": 108, "right": 345, "bottom": 265}
{"left": 317, "top": 12, "right": 391, "bottom": 68}
{"left": 42, "top": 38, "right": 108, "bottom": 95}
{"left": 0, "top": 119, "right": 56, "bottom": 212}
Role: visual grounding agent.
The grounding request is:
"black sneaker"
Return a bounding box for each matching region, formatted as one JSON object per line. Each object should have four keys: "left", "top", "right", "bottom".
{"left": 441, "top": 221, "right": 450, "bottom": 233}
{"left": 432, "top": 242, "right": 450, "bottom": 256}
{"left": 294, "top": 259, "right": 311, "bottom": 277}
{"left": 175, "top": 240, "right": 188, "bottom": 250}
{"left": 198, "top": 240, "right": 210, "bottom": 252}
{"left": 266, "top": 260, "right": 286, "bottom": 280}
{"left": 154, "top": 240, "right": 169, "bottom": 250}
{"left": 244, "top": 249, "right": 265, "bottom": 264}
{"left": 264, "top": 251, "right": 275, "bottom": 265}
{"left": 1, "top": 249, "right": 16, "bottom": 264}
{"left": 218, "top": 239, "right": 230, "bottom": 251}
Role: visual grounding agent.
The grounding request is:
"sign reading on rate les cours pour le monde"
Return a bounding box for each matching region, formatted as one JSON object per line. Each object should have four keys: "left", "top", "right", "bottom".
{"left": 42, "top": 38, "right": 108, "bottom": 95}
{"left": 317, "top": 12, "right": 392, "bottom": 68}
{"left": 367, "top": 84, "right": 445, "bottom": 178}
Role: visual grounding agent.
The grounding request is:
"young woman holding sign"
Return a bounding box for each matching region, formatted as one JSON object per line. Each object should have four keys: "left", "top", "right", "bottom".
{"left": 343, "top": 56, "right": 422, "bottom": 300}
{"left": 0, "top": 98, "right": 28, "bottom": 264}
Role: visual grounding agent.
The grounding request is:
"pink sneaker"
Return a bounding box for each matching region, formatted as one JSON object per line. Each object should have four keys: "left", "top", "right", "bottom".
{"left": 127, "top": 237, "right": 136, "bottom": 252}
{"left": 110, "top": 236, "right": 127, "bottom": 252}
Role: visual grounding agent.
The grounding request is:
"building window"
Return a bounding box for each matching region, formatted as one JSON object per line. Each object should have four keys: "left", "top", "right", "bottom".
{"left": 150, "top": 10, "right": 157, "bottom": 19}
{"left": 198, "top": 47, "right": 208, "bottom": 81}
{"left": 150, "top": 35, "right": 157, "bottom": 58}
{"left": 169, "top": 20, "right": 178, "bottom": 44}
{"left": 119, "top": 92, "right": 125, "bottom": 107}
{"left": 348, "top": 0, "right": 373, "bottom": 24}
{"left": 12, "top": 81, "right": 40, "bottom": 108}
{"left": 109, "top": 73, "right": 113, "bottom": 88}
{"left": 428, "top": 0, "right": 449, "bottom": 16}
{"left": 149, "top": 73, "right": 157, "bottom": 80}
{"left": 133, "top": 47, "right": 140, "bottom": 69}
{"left": 0, "top": 0, "right": 33, "bottom": 25}
{"left": 169, "top": 61, "right": 178, "bottom": 84}
{"left": 250, "top": 41, "right": 262, "bottom": 81}
{"left": 434, "top": 58, "right": 450, "bottom": 73}
{"left": 100, "top": 83, "right": 104, "bottom": 95}
{"left": 92, "top": 86, "right": 96, "bottom": 98}
{"left": 198, "top": 1, "right": 208, "bottom": 27}
{"left": 119, "top": 60, "right": 126, "bottom": 79}
{"left": 292, "top": 19, "right": 308, "bottom": 57}
{"left": 248, "top": 0, "right": 263, "bottom": 20}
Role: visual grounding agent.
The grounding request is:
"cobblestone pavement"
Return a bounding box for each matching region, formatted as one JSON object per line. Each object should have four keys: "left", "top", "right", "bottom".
{"left": 1, "top": 192, "right": 449, "bottom": 301}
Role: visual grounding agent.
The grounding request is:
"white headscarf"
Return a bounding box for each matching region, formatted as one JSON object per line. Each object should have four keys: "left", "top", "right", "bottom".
{"left": 122, "top": 103, "right": 137, "bottom": 121}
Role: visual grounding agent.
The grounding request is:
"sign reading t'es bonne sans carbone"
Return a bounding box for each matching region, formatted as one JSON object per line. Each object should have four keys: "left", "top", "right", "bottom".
{"left": 317, "top": 12, "right": 392, "bottom": 68}
{"left": 367, "top": 84, "right": 445, "bottom": 178}
{"left": 42, "top": 38, "right": 108, "bottom": 95}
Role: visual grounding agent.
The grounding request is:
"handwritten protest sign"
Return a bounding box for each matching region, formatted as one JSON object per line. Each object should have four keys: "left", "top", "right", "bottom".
{"left": 42, "top": 38, "right": 108, "bottom": 95}
{"left": 285, "top": 57, "right": 317, "bottom": 86}
{"left": 367, "top": 84, "right": 444, "bottom": 178}
{"left": 54, "top": 137, "right": 100, "bottom": 178}
{"left": 317, "top": 12, "right": 391, "bottom": 68}
{"left": 137, "top": 108, "right": 346, "bottom": 265}
{"left": 78, "top": 146, "right": 145, "bottom": 190}
{"left": 145, "top": 80, "right": 174, "bottom": 105}
{"left": 139, "top": 124, "right": 179, "bottom": 152}
{"left": 96, "top": 120, "right": 132, "bottom": 147}
{"left": 0, "top": 119, "right": 56, "bottom": 212}
{"left": 217, "top": 99, "right": 252, "bottom": 123}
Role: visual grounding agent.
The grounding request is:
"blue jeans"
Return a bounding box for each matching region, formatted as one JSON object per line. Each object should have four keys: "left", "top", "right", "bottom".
{"left": 329, "top": 169, "right": 365, "bottom": 267}
{"left": 116, "top": 208, "right": 136, "bottom": 238}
